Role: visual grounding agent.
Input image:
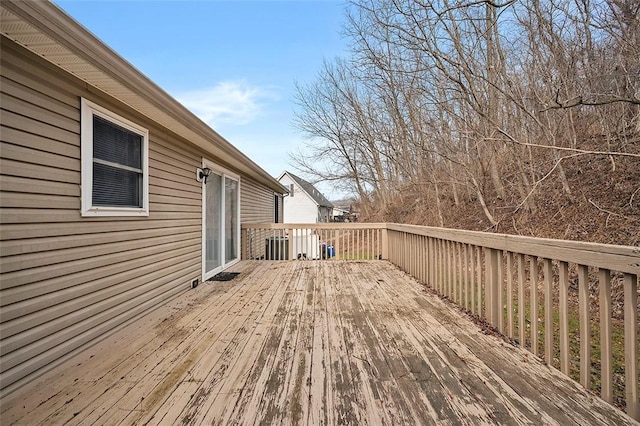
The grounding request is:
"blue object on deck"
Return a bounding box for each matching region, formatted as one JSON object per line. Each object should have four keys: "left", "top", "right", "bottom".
{"left": 320, "top": 243, "right": 335, "bottom": 259}
{"left": 327, "top": 244, "right": 335, "bottom": 258}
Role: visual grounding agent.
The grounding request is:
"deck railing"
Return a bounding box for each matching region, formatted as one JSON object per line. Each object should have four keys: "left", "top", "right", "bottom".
{"left": 241, "top": 222, "right": 639, "bottom": 420}
{"left": 386, "top": 223, "right": 639, "bottom": 420}
{"left": 241, "top": 223, "right": 387, "bottom": 261}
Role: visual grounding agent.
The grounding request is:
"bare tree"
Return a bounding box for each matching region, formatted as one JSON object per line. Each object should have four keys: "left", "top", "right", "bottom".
{"left": 292, "top": 0, "right": 639, "bottom": 239}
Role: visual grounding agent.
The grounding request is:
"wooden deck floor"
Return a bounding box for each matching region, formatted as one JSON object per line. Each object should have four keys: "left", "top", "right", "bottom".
{"left": 1, "top": 261, "right": 634, "bottom": 425}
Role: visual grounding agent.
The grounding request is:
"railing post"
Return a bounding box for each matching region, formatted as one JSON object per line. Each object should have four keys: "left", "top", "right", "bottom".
{"left": 241, "top": 227, "right": 248, "bottom": 260}
{"left": 381, "top": 227, "right": 388, "bottom": 260}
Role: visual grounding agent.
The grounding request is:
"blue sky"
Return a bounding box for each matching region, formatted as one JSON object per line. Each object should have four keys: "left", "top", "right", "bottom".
{"left": 55, "top": 0, "right": 349, "bottom": 197}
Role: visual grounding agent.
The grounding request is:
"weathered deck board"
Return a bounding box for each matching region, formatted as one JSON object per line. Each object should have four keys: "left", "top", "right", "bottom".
{"left": 0, "top": 261, "right": 635, "bottom": 425}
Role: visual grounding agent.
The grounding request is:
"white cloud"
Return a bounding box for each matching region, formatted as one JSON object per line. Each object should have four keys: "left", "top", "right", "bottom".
{"left": 177, "top": 80, "right": 279, "bottom": 127}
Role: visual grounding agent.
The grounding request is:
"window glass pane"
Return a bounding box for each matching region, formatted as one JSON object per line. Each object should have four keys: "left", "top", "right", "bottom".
{"left": 205, "top": 173, "right": 222, "bottom": 273}
{"left": 225, "top": 178, "right": 238, "bottom": 263}
{"left": 93, "top": 162, "right": 142, "bottom": 207}
{"left": 93, "top": 115, "right": 142, "bottom": 169}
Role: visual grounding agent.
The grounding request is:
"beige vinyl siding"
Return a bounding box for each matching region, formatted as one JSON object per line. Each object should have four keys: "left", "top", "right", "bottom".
{"left": 241, "top": 176, "right": 275, "bottom": 223}
{"left": 241, "top": 177, "right": 277, "bottom": 260}
{"left": 0, "top": 37, "right": 204, "bottom": 395}
{"left": 276, "top": 194, "right": 283, "bottom": 223}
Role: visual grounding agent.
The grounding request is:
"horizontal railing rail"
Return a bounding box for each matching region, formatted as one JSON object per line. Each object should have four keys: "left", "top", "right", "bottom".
{"left": 241, "top": 222, "right": 639, "bottom": 420}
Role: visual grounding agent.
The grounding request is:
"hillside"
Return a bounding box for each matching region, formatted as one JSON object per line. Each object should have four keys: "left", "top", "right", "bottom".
{"left": 367, "top": 135, "right": 640, "bottom": 247}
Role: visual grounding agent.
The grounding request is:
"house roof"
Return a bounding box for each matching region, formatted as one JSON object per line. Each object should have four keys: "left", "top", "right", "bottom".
{"left": 279, "top": 171, "right": 333, "bottom": 208}
{"left": 0, "top": 1, "right": 287, "bottom": 194}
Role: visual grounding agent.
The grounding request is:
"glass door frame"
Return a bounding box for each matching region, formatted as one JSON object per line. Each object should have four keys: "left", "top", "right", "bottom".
{"left": 201, "top": 159, "right": 241, "bottom": 281}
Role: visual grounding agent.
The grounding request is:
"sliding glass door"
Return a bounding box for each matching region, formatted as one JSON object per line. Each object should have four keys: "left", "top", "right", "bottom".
{"left": 203, "top": 162, "right": 240, "bottom": 280}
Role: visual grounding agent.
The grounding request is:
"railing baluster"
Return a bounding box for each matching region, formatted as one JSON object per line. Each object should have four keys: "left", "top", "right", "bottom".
{"left": 623, "top": 273, "right": 638, "bottom": 419}
{"left": 375, "top": 228, "right": 378, "bottom": 260}
{"left": 599, "top": 268, "right": 612, "bottom": 403}
{"left": 442, "top": 239, "right": 446, "bottom": 295}
{"left": 470, "top": 245, "right": 476, "bottom": 315}
{"left": 416, "top": 232, "right": 420, "bottom": 276}
{"left": 559, "top": 261, "right": 570, "bottom": 375}
{"left": 427, "top": 237, "right": 432, "bottom": 286}
{"left": 439, "top": 239, "right": 443, "bottom": 294}
{"left": 444, "top": 240, "right": 449, "bottom": 296}
{"left": 411, "top": 235, "right": 421, "bottom": 281}
{"left": 352, "top": 228, "right": 356, "bottom": 260}
{"left": 430, "top": 237, "right": 435, "bottom": 289}
{"left": 578, "top": 264, "right": 590, "bottom": 390}
{"left": 423, "top": 236, "right": 428, "bottom": 283}
{"left": 417, "top": 234, "right": 421, "bottom": 278}
{"left": 507, "top": 251, "right": 514, "bottom": 339}
{"left": 498, "top": 250, "right": 504, "bottom": 333}
{"left": 531, "top": 257, "right": 539, "bottom": 356}
{"left": 408, "top": 232, "right": 411, "bottom": 271}
{"left": 418, "top": 235, "right": 421, "bottom": 281}
{"left": 544, "top": 258, "right": 553, "bottom": 365}
{"left": 518, "top": 254, "right": 526, "bottom": 348}
{"left": 456, "top": 243, "right": 464, "bottom": 305}
{"left": 486, "top": 248, "right": 500, "bottom": 327}
{"left": 463, "top": 243, "right": 469, "bottom": 310}
{"left": 476, "top": 247, "right": 482, "bottom": 315}
{"left": 443, "top": 239, "right": 447, "bottom": 295}
{"left": 452, "top": 242, "right": 458, "bottom": 302}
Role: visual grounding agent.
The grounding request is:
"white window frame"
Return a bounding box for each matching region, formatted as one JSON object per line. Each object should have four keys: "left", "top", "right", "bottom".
{"left": 81, "top": 98, "right": 149, "bottom": 217}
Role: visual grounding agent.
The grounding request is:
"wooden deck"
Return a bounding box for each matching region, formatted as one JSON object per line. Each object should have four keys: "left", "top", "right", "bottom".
{"left": 0, "top": 261, "right": 634, "bottom": 425}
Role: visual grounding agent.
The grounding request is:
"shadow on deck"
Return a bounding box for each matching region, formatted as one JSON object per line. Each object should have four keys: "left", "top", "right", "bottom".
{"left": 1, "top": 261, "right": 634, "bottom": 425}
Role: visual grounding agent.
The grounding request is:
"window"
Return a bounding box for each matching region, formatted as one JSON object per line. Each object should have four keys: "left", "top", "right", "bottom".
{"left": 81, "top": 98, "right": 149, "bottom": 216}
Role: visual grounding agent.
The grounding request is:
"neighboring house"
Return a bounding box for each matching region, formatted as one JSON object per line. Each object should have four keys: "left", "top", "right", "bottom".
{"left": 278, "top": 171, "right": 333, "bottom": 223}
{"left": 0, "top": 1, "right": 285, "bottom": 396}
{"left": 332, "top": 206, "right": 351, "bottom": 222}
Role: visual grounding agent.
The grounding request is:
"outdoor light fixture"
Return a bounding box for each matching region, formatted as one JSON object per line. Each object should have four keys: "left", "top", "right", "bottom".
{"left": 197, "top": 167, "right": 212, "bottom": 184}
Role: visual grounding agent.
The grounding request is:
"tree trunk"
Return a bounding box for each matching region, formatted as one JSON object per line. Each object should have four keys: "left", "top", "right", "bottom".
{"left": 471, "top": 176, "right": 499, "bottom": 227}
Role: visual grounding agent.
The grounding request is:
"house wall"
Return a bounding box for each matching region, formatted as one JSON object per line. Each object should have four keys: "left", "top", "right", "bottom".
{"left": 0, "top": 36, "right": 275, "bottom": 395}
{"left": 279, "top": 174, "right": 320, "bottom": 223}
{"left": 240, "top": 178, "right": 277, "bottom": 260}
{"left": 276, "top": 194, "right": 283, "bottom": 223}
{"left": 241, "top": 177, "right": 275, "bottom": 223}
